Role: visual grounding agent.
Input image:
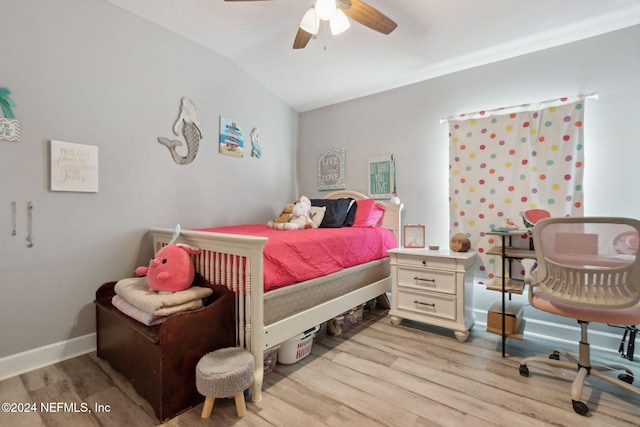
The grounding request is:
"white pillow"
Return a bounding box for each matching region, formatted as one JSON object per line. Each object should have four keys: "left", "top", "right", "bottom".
{"left": 309, "top": 206, "right": 326, "bottom": 229}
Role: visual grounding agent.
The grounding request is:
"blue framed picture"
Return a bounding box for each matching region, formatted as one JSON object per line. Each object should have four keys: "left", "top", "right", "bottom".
{"left": 219, "top": 116, "right": 244, "bottom": 157}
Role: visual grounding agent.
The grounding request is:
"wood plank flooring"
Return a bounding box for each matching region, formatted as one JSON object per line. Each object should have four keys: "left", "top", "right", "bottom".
{"left": 1, "top": 309, "right": 638, "bottom": 426}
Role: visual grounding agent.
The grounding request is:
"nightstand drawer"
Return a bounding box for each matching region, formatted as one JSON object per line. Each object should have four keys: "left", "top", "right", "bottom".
{"left": 394, "top": 253, "right": 457, "bottom": 270}
{"left": 397, "top": 267, "right": 456, "bottom": 294}
{"left": 396, "top": 289, "right": 456, "bottom": 321}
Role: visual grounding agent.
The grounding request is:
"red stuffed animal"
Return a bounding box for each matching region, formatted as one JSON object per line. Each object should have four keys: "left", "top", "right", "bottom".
{"left": 136, "top": 243, "right": 201, "bottom": 293}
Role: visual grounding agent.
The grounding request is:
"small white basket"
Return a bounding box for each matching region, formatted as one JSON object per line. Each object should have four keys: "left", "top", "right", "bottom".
{"left": 278, "top": 325, "right": 319, "bottom": 365}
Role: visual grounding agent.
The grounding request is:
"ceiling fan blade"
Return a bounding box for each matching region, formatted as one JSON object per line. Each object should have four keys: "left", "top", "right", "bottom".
{"left": 293, "top": 28, "right": 313, "bottom": 49}
{"left": 340, "top": 0, "right": 397, "bottom": 35}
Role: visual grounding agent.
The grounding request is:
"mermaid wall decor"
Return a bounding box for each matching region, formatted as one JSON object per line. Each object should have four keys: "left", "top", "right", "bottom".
{"left": 158, "top": 97, "right": 202, "bottom": 165}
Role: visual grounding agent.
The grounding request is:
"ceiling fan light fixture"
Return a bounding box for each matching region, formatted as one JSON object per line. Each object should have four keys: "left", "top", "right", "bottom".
{"left": 315, "top": 0, "right": 336, "bottom": 21}
{"left": 300, "top": 8, "right": 319, "bottom": 35}
{"left": 329, "top": 9, "right": 350, "bottom": 35}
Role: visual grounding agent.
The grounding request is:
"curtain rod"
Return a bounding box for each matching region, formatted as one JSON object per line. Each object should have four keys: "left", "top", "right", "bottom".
{"left": 440, "top": 91, "right": 599, "bottom": 124}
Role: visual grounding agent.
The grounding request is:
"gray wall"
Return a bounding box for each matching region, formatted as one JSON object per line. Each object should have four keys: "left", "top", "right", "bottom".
{"left": 298, "top": 25, "right": 640, "bottom": 334}
{"left": 0, "top": 0, "right": 298, "bottom": 358}
{"left": 2, "top": 0, "right": 638, "bottom": 362}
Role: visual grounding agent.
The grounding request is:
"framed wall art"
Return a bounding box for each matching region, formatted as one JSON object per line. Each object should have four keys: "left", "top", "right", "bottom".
{"left": 219, "top": 116, "right": 244, "bottom": 157}
{"left": 317, "top": 148, "right": 346, "bottom": 191}
{"left": 50, "top": 140, "right": 99, "bottom": 192}
{"left": 368, "top": 155, "right": 395, "bottom": 199}
{"left": 0, "top": 87, "right": 20, "bottom": 142}
{"left": 403, "top": 224, "right": 426, "bottom": 249}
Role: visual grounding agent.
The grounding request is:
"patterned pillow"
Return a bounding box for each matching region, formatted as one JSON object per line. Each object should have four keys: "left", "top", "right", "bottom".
{"left": 309, "top": 206, "right": 326, "bottom": 229}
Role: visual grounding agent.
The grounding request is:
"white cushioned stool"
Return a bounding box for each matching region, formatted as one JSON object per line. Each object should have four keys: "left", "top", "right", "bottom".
{"left": 195, "top": 347, "right": 255, "bottom": 419}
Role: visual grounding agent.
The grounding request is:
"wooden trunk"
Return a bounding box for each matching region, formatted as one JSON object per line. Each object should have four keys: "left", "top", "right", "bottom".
{"left": 95, "top": 273, "right": 236, "bottom": 421}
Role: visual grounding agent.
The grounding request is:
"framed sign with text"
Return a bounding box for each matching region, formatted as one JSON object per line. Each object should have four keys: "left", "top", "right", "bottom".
{"left": 219, "top": 116, "right": 244, "bottom": 157}
{"left": 50, "top": 140, "right": 99, "bottom": 192}
{"left": 317, "top": 148, "right": 346, "bottom": 191}
{"left": 403, "top": 224, "right": 426, "bottom": 248}
{"left": 368, "top": 155, "right": 395, "bottom": 199}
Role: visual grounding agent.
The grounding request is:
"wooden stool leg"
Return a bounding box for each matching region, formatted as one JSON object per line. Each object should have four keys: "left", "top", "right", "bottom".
{"left": 201, "top": 397, "right": 215, "bottom": 418}
{"left": 234, "top": 393, "right": 247, "bottom": 417}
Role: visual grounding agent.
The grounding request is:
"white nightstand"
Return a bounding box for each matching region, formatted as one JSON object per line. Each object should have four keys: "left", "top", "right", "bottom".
{"left": 388, "top": 247, "right": 477, "bottom": 341}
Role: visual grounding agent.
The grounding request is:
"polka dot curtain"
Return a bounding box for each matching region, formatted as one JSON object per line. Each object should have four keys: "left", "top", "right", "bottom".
{"left": 448, "top": 95, "right": 587, "bottom": 283}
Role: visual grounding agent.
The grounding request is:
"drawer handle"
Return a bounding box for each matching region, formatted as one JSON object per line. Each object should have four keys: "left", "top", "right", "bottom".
{"left": 414, "top": 277, "right": 435, "bottom": 283}
{"left": 414, "top": 300, "right": 435, "bottom": 307}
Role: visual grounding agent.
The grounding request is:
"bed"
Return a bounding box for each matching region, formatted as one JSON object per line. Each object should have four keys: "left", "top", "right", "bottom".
{"left": 148, "top": 190, "right": 403, "bottom": 402}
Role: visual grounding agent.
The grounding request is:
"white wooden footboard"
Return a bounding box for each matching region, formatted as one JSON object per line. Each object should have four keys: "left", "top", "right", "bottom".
{"left": 149, "top": 190, "right": 403, "bottom": 402}
{"left": 151, "top": 227, "right": 269, "bottom": 401}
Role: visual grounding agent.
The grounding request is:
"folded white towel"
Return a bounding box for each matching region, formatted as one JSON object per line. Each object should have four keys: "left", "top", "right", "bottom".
{"left": 114, "top": 277, "right": 213, "bottom": 316}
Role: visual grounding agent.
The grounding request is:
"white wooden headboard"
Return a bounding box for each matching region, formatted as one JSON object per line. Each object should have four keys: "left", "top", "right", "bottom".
{"left": 324, "top": 190, "right": 403, "bottom": 246}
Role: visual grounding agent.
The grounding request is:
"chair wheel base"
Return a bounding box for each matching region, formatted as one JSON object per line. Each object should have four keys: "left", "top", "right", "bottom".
{"left": 572, "top": 400, "right": 589, "bottom": 416}
{"left": 618, "top": 373, "right": 634, "bottom": 384}
{"left": 519, "top": 364, "right": 529, "bottom": 377}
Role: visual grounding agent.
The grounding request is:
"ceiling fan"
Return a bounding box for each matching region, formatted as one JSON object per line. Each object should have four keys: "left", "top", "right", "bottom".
{"left": 224, "top": 0, "right": 397, "bottom": 49}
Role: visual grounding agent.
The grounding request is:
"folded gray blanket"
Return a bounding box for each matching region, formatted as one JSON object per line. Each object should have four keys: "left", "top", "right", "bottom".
{"left": 114, "top": 277, "right": 213, "bottom": 317}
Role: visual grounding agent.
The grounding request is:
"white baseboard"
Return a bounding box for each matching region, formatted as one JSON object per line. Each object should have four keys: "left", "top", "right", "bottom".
{"left": 0, "top": 314, "right": 629, "bottom": 382}
{"left": 475, "top": 309, "right": 624, "bottom": 355}
{"left": 0, "top": 333, "right": 96, "bottom": 382}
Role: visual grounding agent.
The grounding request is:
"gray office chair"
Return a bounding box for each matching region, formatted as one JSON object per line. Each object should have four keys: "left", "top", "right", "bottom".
{"left": 519, "top": 216, "right": 640, "bottom": 415}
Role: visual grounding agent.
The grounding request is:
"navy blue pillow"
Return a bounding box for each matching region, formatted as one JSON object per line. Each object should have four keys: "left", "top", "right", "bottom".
{"left": 310, "top": 198, "right": 354, "bottom": 228}
{"left": 343, "top": 200, "right": 357, "bottom": 227}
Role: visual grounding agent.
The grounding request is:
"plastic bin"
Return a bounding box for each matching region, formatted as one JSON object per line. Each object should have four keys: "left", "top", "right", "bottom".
{"left": 350, "top": 304, "right": 364, "bottom": 324}
{"left": 328, "top": 315, "right": 345, "bottom": 336}
{"left": 328, "top": 304, "right": 365, "bottom": 336}
{"left": 263, "top": 345, "right": 280, "bottom": 375}
{"left": 314, "top": 321, "right": 328, "bottom": 343}
{"left": 278, "top": 325, "right": 319, "bottom": 364}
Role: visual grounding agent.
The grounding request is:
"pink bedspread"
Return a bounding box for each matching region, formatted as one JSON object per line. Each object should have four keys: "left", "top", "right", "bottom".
{"left": 195, "top": 224, "right": 396, "bottom": 292}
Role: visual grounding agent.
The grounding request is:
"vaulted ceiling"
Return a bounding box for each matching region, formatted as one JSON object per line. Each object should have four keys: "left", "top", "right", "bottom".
{"left": 104, "top": 0, "right": 640, "bottom": 112}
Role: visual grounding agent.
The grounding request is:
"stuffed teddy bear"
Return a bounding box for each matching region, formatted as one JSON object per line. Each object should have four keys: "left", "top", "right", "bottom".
{"left": 268, "top": 196, "right": 313, "bottom": 230}
{"left": 450, "top": 233, "right": 471, "bottom": 252}
{"left": 267, "top": 203, "right": 294, "bottom": 228}
{"left": 136, "top": 243, "right": 201, "bottom": 292}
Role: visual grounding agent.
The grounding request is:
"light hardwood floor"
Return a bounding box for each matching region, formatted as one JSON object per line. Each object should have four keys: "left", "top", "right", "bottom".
{"left": 1, "top": 309, "right": 638, "bottom": 427}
